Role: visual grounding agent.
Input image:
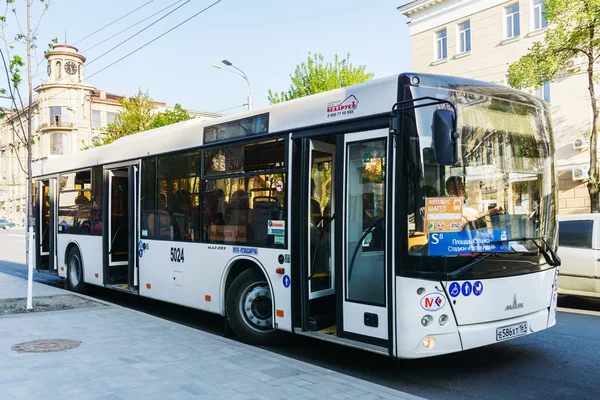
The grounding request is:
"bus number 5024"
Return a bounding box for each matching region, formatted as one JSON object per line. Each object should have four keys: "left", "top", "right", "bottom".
{"left": 170, "top": 247, "right": 184, "bottom": 263}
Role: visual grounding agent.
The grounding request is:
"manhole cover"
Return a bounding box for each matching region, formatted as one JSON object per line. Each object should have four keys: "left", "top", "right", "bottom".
{"left": 11, "top": 339, "right": 81, "bottom": 353}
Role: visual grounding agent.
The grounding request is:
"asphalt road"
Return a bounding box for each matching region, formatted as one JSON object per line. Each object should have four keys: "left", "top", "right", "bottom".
{"left": 1, "top": 228, "right": 599, "bottom": 400}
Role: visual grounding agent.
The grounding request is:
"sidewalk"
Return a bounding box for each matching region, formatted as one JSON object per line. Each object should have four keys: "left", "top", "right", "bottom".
{"left": 0, "top": 272, "right": 424, "bottom": 400}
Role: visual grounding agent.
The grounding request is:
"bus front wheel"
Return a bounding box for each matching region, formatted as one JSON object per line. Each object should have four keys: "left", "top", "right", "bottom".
{"left": 67, "top": 246, "right": 85, "bottom": 293}
{"left": 226, "top": 268, "right": 283, "bottom": 346}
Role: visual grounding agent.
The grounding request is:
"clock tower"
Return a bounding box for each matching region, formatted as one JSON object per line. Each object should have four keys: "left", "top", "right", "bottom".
{"left": 44, "top": 44, "right": 85, "bottom": 84}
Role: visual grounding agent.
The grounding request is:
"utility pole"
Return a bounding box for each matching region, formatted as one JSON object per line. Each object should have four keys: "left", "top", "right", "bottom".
{"left": 26, "top": 0, "right": 34, "bottom": 310}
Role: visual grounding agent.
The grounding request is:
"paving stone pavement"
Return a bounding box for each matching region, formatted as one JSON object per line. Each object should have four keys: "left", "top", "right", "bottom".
{"left": 0, "top": 272, "right": 425, "bottom": 400}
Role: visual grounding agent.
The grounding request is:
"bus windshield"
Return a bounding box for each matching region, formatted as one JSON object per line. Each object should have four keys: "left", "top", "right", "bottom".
{"left": 404, "top": 83, "right": 557, "bottom": 279}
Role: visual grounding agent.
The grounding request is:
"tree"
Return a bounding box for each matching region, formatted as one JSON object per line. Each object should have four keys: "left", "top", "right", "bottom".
{"left": 507, "top": 0, "right": 600, "bottom": 211}
{"left": 98, "top": 90, "right": 155, "bottom": 146}
{"left": 152, "top": 103, "right": 190, "bottom": 129}
{"left": 0, "top": 0, "right": 53, "bottom": 309}
{"left": 268, "top": 52, "right": 374, "bottom": 104}
{"left": 95, "top": 91, "right": 191, "bottom": 146}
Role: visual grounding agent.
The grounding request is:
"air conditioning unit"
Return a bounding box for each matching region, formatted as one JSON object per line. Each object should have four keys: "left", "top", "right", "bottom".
{"left": 573, "top": 136, "right": 590, "bottom": 150}
{"left": 566, "top": 59, "right": 580, "bottom": 73}
{"left": 572, "top": 165, "right": 590, "bottom": 181}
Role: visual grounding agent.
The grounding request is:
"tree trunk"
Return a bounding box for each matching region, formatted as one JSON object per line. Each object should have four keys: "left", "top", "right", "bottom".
{"left": 587, "top": 52, "right": 599, "bottom": 212}
{"left": 25, "top": 1, "right": 33, "bottom": 260}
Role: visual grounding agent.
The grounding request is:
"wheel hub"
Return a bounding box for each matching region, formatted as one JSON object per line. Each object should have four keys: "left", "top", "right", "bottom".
{"left": 69, "top": 254, "right": 81, "bottom": 287}
{"left": 240, "top": 283, "right": 273, "bottom": 332}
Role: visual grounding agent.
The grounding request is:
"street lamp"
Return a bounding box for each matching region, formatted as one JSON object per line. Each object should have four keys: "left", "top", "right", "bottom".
{"left": 211, "top": 59, "right": 253, "bottom": 110}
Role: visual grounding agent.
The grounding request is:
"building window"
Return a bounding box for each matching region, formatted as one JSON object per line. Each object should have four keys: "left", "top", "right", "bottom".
{"left": 458, "top": 20, "right": 471, "bottom": 53}
{"left": 49, "top": 107, "right": 70, "bottom": 126}
{"left": 435, "top": 28, "right": 447, "bottom": 60}
{"left": 92, "top": 111, "right": 101, "bottom": 128}
{"left": 107, "top": 112, "right": 118, "bottom": 125}
{"left": 55, "top": 61, "right": 61, "bottom": 80}
{"left": 535, "top": 81, "right": 551, "bottom": 102}
{"left": 50, "top": 106, "right": 61, "bottom": 126}
{"left": 51, "top": 133, "right": 68, "bottom": 155}
{"left": 532, "top": 0, "right": 548, "bottom": 30}
{"left": 505, "top": 3, "right": 520, "bottom": 38}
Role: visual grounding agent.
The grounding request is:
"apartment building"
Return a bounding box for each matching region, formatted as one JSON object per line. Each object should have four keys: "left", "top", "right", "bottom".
{"left": 0, "top": 44, "right": 218, "bottom": 223}
{"left": 398, "top": 0, "right": 599, "bottom": 214}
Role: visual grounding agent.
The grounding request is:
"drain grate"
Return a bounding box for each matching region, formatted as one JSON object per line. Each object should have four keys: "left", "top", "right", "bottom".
{"left": 11, "top": 339, "right": 81, "bottom": 353}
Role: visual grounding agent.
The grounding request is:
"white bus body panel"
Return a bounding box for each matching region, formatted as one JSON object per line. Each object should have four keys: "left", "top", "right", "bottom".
{"left": 138, "top": 241, "right": 293, "bottom": 332}
{"left": 396, "top": 277, "right": 463, "bottom": 358}
{"left": 396, "top": 269, "right": 556, "bottom": 358}
{"left": 444, "top": 268, "right": 555, "bottom": 325}
{"left": 56, "top": 234, "right": 103, "bottom": 284}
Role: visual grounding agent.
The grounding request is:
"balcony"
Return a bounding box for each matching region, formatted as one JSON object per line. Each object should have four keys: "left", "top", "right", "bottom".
{"left": 37, "top": 121, "right": 76, "bottom": 132}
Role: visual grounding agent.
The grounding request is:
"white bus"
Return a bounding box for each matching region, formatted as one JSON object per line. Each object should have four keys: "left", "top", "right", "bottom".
{"left": 32, "top": 73, "right": 561, "bottom": 358}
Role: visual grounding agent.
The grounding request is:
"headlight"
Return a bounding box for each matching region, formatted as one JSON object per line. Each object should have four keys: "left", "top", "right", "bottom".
{"left": 423, "top": 336, "right": 436, "bottom": 349}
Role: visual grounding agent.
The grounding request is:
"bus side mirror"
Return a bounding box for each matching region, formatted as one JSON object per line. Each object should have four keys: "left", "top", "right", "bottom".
{"left": 432, "top": 109, "right": 459, "bottom": 165}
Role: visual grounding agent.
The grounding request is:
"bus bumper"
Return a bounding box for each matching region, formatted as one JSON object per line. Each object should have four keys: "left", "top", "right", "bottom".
{"left": 458, "top": 308, "right": 549, "bottom": 350}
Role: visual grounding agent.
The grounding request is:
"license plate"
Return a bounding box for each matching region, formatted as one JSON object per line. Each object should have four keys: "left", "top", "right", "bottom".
{"left": 496, "top": 321, "right": 528, "bottom": 342}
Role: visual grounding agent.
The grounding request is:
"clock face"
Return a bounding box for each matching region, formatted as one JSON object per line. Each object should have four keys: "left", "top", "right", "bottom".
{"left": 47, "top": 62, "right": 51, "bottom": 76}
{"left": 64, "top": 61, "right": 77, "bottom": 75}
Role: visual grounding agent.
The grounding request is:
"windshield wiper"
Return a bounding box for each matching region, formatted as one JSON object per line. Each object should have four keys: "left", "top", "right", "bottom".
{"left": 446, "top": 236, "right": 560, "bottom": 280}
{"left": 491, "top": 237, "right": 561, "bottom": 267}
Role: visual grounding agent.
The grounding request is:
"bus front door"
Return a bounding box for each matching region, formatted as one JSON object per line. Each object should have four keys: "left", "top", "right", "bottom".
{"left": 341, "top": 130, "right": 390, "bottom": 346}
{"left": 105, "top": 164, "right": 139, "bottom": 292}
{"left": 36, "top": 178, "right": 57, "bottom": 273}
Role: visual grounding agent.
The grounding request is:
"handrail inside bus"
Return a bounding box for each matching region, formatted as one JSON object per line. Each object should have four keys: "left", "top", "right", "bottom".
{"left": 348, "top": 217, "right": 385, "bottom": 281}
{"left": 309, "top": 214, "right": 336, "bottom": 280}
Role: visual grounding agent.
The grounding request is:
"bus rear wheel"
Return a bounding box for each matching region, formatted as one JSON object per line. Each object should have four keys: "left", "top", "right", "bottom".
{"left": 226, "top": 268, "right": 283, "bottom": 346}
{"left": 67, "top": 246, "right": 85, "bottom": 293}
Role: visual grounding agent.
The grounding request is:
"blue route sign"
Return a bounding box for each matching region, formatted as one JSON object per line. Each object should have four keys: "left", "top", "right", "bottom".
{"left": 428, "top": 230, "right": 509, "bottom": 256}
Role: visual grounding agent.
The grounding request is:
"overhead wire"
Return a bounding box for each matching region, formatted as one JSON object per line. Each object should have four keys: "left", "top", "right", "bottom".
{"left": 82, "top": 0, "right": 185, "bottom": 54}
{"left": 37, "top": 0, "right": 224, "bottom": 106}
{"left": 86, "top": 0, "right": 223, "bottom": 80}
{"left": 73, "top": 0, "right": 156, "bottom": 46}
{"left": 86, "top": 0, "right": 194, "bottom": 66}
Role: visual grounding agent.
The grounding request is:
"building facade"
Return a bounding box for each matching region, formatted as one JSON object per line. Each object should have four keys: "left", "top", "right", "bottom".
{"left": 398, "top": 0, "right": 600, "bottom": 214}
{"left": 0, "top": 44, "right": 218, "bottom": 223}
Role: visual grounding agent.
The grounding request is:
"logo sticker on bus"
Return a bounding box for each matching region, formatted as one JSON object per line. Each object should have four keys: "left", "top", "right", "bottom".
{"left": 233, "top": 247, "right": 258, "bottom": 255}
{"left": 326, "top": 94, "right": 360, "bottom": 119}
{"left": 421, "top": 293, "right": 446, "bottom": 311}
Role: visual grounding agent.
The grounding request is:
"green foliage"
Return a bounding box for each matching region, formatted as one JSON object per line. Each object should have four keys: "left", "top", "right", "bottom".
{"left": 94, "top": 91, "right": 192, "bottom": 147}
{"left": 268, "top": 52, "right": 374, "bottom": 104}
{"left": 152, "top": 103, "right": 190, "bottom": 129}
{"left": 507, "top": 0, "right": 600, "bottom": 89}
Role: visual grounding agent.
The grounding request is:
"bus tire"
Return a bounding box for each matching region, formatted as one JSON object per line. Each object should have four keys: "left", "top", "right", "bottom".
{"left": 226, "top": 268, "right": 283, "bottom": 346}
{"left": 66, "top": 246, "right": 86, "bottom": 293}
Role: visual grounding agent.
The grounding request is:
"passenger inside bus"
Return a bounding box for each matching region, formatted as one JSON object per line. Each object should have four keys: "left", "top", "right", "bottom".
{"left": 148, "top": 194, "right": 172, "bottom": 239}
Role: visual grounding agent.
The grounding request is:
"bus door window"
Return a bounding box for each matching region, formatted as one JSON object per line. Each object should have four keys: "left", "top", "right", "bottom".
{"left": 346, "top": 139, "right": 386, "bottom": 306}
{"left": 310, "top": 147, "right": 334, "bottom": 293}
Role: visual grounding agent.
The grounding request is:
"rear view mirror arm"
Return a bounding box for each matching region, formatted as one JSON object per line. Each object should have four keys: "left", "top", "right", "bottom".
{"left": 390, "top": 97, "right": 457, "bottom": 135}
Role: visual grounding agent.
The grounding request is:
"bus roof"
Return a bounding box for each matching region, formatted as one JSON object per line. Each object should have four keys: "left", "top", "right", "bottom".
{"left": 32, "top": 72, "right": 542, "bottom": 178}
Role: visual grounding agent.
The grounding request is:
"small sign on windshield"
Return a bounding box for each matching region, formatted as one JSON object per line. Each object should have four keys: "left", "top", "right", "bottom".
{"left": 424, "top": 197, "right": 463, "bottom": 232}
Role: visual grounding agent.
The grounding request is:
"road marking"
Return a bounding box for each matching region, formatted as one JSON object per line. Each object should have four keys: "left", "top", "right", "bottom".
{"left": 557, "top": 307, "right": 600, "bottom": 317}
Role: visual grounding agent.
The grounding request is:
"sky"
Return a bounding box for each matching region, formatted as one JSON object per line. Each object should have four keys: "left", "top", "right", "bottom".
{"left": 2, "top": 0, "right": 412, "bottom": 115}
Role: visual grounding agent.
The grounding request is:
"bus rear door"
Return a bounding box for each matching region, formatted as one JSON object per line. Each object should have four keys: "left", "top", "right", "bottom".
{"left": 104, "top": 163, "right": 139, "bottom": 292}
{"left": 36, "top": 178, "right": 57, "bottom": 274}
